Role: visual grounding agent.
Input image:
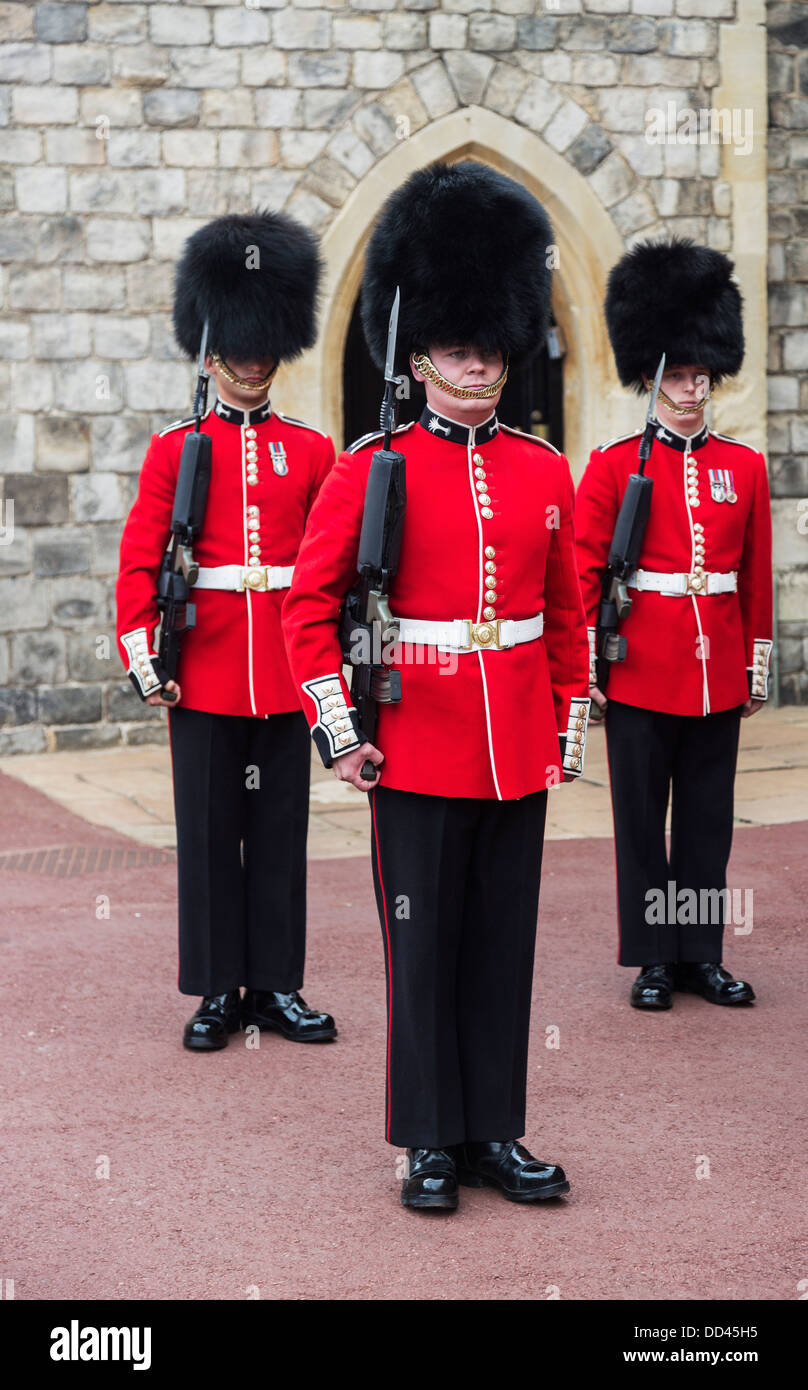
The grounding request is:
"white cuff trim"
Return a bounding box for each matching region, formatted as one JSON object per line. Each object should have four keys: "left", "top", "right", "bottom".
{"left": 302, "top": 673, "right": 361, "bottom": 759}
{"left": 121, "top": 627, "right": 162, "bottom": 698}
{"left": 562, "top": 697, "right": 591, "bottom": 777}
{"left": 748, "top": 638, "right": 773, "bottom": 701}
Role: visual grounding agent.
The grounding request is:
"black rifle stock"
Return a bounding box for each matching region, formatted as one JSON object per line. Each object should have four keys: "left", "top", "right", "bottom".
{"left": 338, "top": 290, "right": 406, "bottom": 780}
{"left": 338, "top": 444, "right": 406, "bottom": 770}
{"left": 153, "top": 322, "right": 212, "bottom": 700}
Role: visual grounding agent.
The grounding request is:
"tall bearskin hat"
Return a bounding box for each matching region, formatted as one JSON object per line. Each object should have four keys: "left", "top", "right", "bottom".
{"left": 172, "top": 211, "right": 322, "bottom": 364}
{"left": 605, "top": 238, "right": 744, "bottom": 393}
{"left": 360, "top": 161, "right": 554, "bottom": 374}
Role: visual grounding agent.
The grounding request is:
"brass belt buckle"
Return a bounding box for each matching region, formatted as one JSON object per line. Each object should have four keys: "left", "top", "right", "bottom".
{"left": 241, "top": 566, "right": 269, "bottom": 591}
{"left": 462, "top": 619, "right": 503, "bottom": 650}
{"left": 686, "top": 571, "right": 706, "bottom": 595}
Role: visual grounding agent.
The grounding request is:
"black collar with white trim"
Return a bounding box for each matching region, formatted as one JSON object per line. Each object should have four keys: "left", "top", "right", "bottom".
{"left": 418, "top": 405, "right": 499, "bottom": 446}
{"left": 652, "top": 419, "right": 709, "bottom": 452}
{"left": 214, "top": 396, "right": 273, "bottom": 426}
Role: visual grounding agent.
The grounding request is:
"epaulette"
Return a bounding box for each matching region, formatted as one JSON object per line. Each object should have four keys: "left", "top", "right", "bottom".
{"left": 597, "top": 429, "right": 643, "bottom": 453}
{"left": 499, "top": 423, "right": 561, "bottom": 455}
{"left": 711, "top": 431, "right": 760, "bottom": 454}
{"left": 346, "top": 421, "right": 415, "bottom": 455}
{"left": 157, "top": 414, "right": 194, "bottom": 436}
{"left": 275, "top": 410, "right": 329, "bottom": 439}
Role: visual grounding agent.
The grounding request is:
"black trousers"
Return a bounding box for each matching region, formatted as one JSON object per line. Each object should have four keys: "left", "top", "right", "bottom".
{"left": 605, "top": 699, "right": 743, "bottom": 967}
{"left": 168, "top": 706, "right": 310, "bottom": 996}
{"left": 369, "top": 784, "right": 548, "bottom": 1150}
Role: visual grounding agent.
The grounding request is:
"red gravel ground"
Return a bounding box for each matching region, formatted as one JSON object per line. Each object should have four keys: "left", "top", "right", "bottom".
{"left": 2, "top": 770, "right": 805, "bottom": 1301}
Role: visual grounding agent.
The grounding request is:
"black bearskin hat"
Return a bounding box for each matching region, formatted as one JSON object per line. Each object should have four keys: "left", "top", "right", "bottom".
{"left": 172, "top": 211, "right": 322, "bottom": 364}
{"left": 605, "top": 238, "right": 744, "bottom": 393}
{"left": 360, "top": 160, "right": 553, "bottom": 373}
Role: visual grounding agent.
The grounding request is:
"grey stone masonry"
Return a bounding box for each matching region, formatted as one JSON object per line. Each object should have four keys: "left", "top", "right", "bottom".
{"left": 0, "top": 1, "right": 802, "bottom": 751}
{"left": 767, "top": 1, "right": 808, "bottom": 704}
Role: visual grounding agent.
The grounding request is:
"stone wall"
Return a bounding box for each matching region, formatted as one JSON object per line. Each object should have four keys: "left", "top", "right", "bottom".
{"left": 766, "top": 0, "right": 808, "bottom": 704}
{"left": 0, "top": 0, "right": 802, "bottom": 752}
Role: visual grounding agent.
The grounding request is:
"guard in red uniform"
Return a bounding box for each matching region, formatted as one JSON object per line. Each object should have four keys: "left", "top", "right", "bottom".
{"left": 283, "top": 162, "right": 590, "bottom": 1209}
{"left": 575, "top": 239, "right": 772, "bottom": 1009}
{"left": 116, "top": 212, "right": 337, "bottom": 1050}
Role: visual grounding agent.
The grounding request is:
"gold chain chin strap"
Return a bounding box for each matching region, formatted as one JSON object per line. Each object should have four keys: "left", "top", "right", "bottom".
{"left": 411, "top": 352, "right": 509, "bottom": 400}
{"left": 649, "top": 380, "right": 713, "bottom": 415}
{"left": 211, "top": 353, "right": 278, "bottom": 392}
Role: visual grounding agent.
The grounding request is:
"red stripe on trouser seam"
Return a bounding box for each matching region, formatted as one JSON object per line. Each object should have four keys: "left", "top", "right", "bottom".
{"left": 371, "top": 789, "right": 393, "bottom": 1143}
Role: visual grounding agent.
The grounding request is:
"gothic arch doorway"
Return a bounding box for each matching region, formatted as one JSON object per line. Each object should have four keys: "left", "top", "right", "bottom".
{"left": 279, "top": 106, "right": 634, "bottom": 472}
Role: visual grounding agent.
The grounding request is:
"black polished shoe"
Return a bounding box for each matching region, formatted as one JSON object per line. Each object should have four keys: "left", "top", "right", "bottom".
{"left": 457, "top": 1140, "right": 570, "bottom": 1203}
{"left": 401, "top": 1148, "right": 459, "bottom": 1210}
{"left": 241, "top": 989, "right": 337, "bottom": 1042}
{"left": 182, "top": 991, "right": 242, "bottom": 1051}
{"left": 630, "top": 962, "right": 675, "bottom": 1010}
{"left": 675, "top": 961, "right": 755, "bottom": 1005}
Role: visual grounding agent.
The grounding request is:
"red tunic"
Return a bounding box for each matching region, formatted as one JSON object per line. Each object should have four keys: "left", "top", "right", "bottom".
{"left": 574, "top": 423, "right": 773, "bottom": 715}
{"left": 282, "top": 409, "right": 591, "bottom": 800}
{"left": 116, "top": 396, "right": 335, "bottom": 716}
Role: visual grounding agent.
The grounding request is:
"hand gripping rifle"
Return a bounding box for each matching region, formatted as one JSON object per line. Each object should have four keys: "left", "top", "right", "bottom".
{"left": 338, "top": 288, "right": 406, "bottom": 781}
{"left": 152, "top": 320, "right": 213, "bottom": 701}
{"left": 594, "top": 353, "right": 665, "bottom": 695}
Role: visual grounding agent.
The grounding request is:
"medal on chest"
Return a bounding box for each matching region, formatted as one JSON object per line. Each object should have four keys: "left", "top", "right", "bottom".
{"left": 268, "top": 441, "right": 288, "bottom": 475}
{"left": 708, "top": 468, "right": 737, "bottom": 504}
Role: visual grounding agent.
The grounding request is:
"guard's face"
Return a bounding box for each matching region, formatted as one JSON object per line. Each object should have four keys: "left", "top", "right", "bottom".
{"left": 204, "top": 354, "right": 277, "bottom": 400}
{"left": 412, "top": 344, "right": 505, "bottom": 418}
{"left": 659, "top": 364, "right": 711, "bottom": 407}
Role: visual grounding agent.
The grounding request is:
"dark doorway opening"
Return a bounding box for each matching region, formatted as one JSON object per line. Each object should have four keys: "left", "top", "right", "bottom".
{"left": 342, "top": 300, "right": 565, "bottom": 451}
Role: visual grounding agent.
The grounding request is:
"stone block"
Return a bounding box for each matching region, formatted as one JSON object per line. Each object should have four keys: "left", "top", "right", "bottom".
{"left": 39, "top": 684, "right": 102, "bottom": 725}
{"left": 0, "top": 43, "right": 51, "bottom": 83}
{"left": 201, "top": 88, "right": 255, "bottom": 127}
{"left": 0, "top": 527, "right": 29, "bottom": 577}
{"left": 544, "top": 99, "right": 590, "bottom": 152}
{"left": 213, "top": 7, "right": 269, "bottom": 45}
{"left": 429, "top": 13, "right": 467, "bottom": 47}
{"left": 168, "top": 45, "right": 239, "bottom": 88}
{"left": 469, "top": 14, "right": 516, "bottom": 50}
{"left": 54, "top": 723, "right": 122, "bottom": 751}
{"left": 568, "top": 124, "right": 613, "bottom": 174}
{"left": 219, "top": 130, "right": 278, "bottom": 168}
{"left": 53, "top": 45, "right": 110, "bottom": 85}
{"left": 0, "top": 689, "right": 38, "bottom": 727}
{"left": 66, "top": 629, "right": 117, "bottom": 682}
{"left": 0, "top": 322, "right": 30, "bottom": 360}
{"left": 13, "top": 84, "right": 78, "bottom": 124}
{"left": 0, "top": 414, "right": 35, "bottom": 473}
{"left": 353, "top": 50, "right": 405, "bottom": 89}
{"left": 70, "top": 473, "right": 125, "bottom": 523}
{"left": 273, "top": 9, "right": 330, "bottom": 49}
{"left": 124, "top": 361, "right": 191, "bottom": 411}
{"left": 35, "top": 4, "right": 88, "bottom": 43}
{"left": 64, "top": 268, "right": 126, "bottom": 311}
{"left": 0, "top": 726, "right": 48, "bottom": 755}
{"left": 0, "top": 576, "right": 48, "bottom": 630}
{"left": 87, "top": 4, "right": 148, "bottom": 45}
{"left": 32, "top": 313, "right": 91, "bottom": 361}
{"left": 149, "top": 5, "right": 210, "bottom": 46}
{"left": 288, "top": 51, "right": 350, "bottom": 87}
{"left": 36, "top": 417, "right": 90, "bottom": 474}
{"left": 48, "top": 576, "right": 109, "bottom": 627}
{"left": 90, "top": 522, "right": 124, "bottom": 575}
{"left": 143, "top": 88, "right": 200, "bottom": 127}
{"left": 255, "top": 88, "right": 302, "bottom": 128}
{"left": 113, "top": 42, "right": 171, "bottom": 87}
{"left": 410, "top": 59, "right": 458, "bottom": 118}
{"left": 86, "top": 218, "right": 150, "bottom": 262}
{"left": 15, "top": 167, "right": 67, "bottom": 213}
{"left": 8, "top": 474, "right": 69, "bottom": 525}
{"left": 515, "top": 74, "right": 563, "bottom": 132}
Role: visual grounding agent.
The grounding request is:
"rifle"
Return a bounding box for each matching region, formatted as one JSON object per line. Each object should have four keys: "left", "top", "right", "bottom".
{"left": 338, "top": 288, "right": 406, "bottom": 781}
{"left": 594, "top": 353, "right": 665, "bottom": 698}
{"left": 153, "top": 319, "right": 212, "bottom": 701}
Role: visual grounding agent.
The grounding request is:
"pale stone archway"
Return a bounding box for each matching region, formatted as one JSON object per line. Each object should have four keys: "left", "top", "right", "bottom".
{"left": 280, "top": 106, "right": 637, "bottom": 476}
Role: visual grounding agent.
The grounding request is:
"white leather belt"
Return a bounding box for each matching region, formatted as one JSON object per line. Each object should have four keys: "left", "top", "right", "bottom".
{"left": 397, "top": 613, "right": 543, "bottom": 653}
{"left": 628, "top": 569, "right": 738, "bottom": 597}
{"left": 193, "top": 564, "right": 294, "bottom": 593}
